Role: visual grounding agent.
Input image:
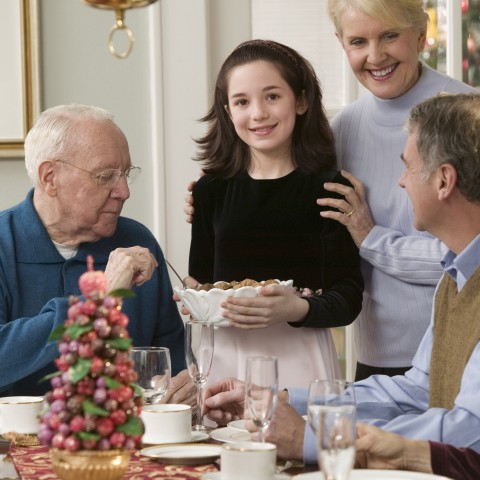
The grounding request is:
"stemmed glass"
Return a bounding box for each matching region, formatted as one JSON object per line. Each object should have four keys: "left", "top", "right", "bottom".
{"left": 130, "top": 347, "right": 171, "bottom": 404}
{"left": 184, "top": 320, "right": 214, "bottom": 431}
{"left": 308, "top": 379, "right": 356, "bottom": 480}
{"left": 245, "top": 356, "right": 278, "bottom": 442}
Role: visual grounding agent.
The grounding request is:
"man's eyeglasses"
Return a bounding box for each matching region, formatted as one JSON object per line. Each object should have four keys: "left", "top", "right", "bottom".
{"left": 55, "top": 160, "right": 141, "bottom": 188}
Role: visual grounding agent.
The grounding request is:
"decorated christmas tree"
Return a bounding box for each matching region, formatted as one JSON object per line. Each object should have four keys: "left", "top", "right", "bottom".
{"left": 39, "top": 256, "right": 143, "bottom": 453}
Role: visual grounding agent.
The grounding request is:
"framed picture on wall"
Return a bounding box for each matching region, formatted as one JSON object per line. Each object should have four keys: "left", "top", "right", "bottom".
{"left": 0, "top": 0, "right": 41, "bottom": 158}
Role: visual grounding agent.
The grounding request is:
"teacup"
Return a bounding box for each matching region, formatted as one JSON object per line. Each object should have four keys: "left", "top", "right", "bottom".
{"left": 221, "top": 441, "right": 277, "bottom": 480}
{"left": 141, "top": 403, "right": 192, "bottom": 444}
{"left": 0, "top": 396, "right": 44, "bottom": 434}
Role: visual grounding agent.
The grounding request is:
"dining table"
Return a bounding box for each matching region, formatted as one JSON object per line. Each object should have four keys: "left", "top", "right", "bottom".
{"left": 0, "top": 437, "right": 312, "bottom": 480}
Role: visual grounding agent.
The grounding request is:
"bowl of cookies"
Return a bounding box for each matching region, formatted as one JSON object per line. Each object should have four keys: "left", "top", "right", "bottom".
{"left": 174, "top": 279, "right": 293, "bottom": 324}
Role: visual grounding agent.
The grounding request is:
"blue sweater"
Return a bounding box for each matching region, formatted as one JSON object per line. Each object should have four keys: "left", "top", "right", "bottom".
{"left": 0, "top": 190, "right": 185, "bottom": 395}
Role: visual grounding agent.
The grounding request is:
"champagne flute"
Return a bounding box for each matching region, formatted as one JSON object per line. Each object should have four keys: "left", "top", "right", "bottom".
{"left": 130, "top": 347, "right": 171, "bottom": 404}
{"left": 185, "top": 320, "right": 214, "bottom": 431}
{"left": 309, "top": 379, "right": 356, "bottom": 480}
{"left": 307, "top": 379, "right": 354, "bottom": 434}
{"left": 245, "top": 356, "right": 278, "bottom": 442}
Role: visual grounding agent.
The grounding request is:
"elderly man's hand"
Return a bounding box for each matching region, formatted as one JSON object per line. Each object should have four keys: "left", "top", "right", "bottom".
{"left": 355, "top": 423, "right": 432, "bottom": 473}
{"left": 204, "top": 378, "right": 246, "bottom": 425}
{"left": 161, "top": 369, "right": 196, "bottom": 405}
{"left": 105, "top": 246, "right": 158, "bottom": 291}
{"left": 247, "top": 396, "right": 304, "bottom": 461}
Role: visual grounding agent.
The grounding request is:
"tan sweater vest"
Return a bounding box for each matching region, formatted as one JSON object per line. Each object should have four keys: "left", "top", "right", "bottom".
{"left": 429, "top": 268, "right": 480, "bottom": 409}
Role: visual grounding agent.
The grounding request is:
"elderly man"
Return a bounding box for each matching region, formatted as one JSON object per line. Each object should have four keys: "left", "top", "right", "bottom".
{"left": 0, "top": 104, "right": 193, "bottom": 401}
{"left": 204, "top": 93, "right": 480, "bottom": 462}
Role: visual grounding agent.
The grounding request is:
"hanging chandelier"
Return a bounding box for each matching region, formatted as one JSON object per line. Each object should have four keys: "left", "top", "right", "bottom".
{"left": 83, "top": 0, "right": 159, "bottom": 59}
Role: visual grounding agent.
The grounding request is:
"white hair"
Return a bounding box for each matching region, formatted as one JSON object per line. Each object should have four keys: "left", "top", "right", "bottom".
{"left": 24, "top": 104, "right": 114, "bottom": 186}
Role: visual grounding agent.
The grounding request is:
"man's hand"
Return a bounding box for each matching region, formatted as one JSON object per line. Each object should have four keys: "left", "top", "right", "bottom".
{"left": 161, "top": 369, "right": 196, "bottom": 406}
{"left": 105, "top": 246, "right": 158, "bottom": 291}
{"left": 250, "top": 396, "right": 305, "bottom": 461}
{"left": 204, "top": 378, "right": 246, "bottom": 425}
{"left": 355, "top": 423, "right": 432, "bottom": 473}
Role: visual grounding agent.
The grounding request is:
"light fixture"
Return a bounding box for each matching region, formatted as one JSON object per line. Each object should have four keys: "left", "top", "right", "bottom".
{"left": 83, "top": 0, "right": 159, "bottom": 59}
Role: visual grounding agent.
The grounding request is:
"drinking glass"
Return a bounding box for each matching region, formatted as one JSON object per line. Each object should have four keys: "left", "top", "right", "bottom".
{"left": 307, "top": 379, "right": 354, "bottom": 434}
{"left": 130, "top": 346, "right": 171, "bottom": 404}
{"left": 185, "top": 320, "right": 214, "bottom": 431}
{"left": 308, "top": 379, "right": 356, "bottom": 480}
{"left": 245, "top": 356, "right": 278, "bottom": 442}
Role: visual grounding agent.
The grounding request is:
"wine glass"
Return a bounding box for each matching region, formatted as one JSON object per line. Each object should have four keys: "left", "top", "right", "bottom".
{"left": 308, "top": 379, "right": 356, "bottom": 480}
{"left": 245, "top": 356, "right": 278, "bottom": 442}
{"left": 130, "top": 346, "right": 171, "bottom": 404}
{"left": 184, "top": 320, "right": 214, "bottom": 431}
{"left": 307, "top": 379, "right": 354, "bottom": 434}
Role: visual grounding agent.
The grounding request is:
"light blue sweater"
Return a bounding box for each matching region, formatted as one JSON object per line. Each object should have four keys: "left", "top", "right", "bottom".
{"left": 0, "top": 190, "right": 185, "bottom": 395}
{"left": 331, "top": 64, "right": 478, "bottom": 368}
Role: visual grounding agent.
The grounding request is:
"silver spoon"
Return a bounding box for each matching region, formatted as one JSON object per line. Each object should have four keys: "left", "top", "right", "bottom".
{"left": 164, "top": 258, "right": 188, "bottom": 288}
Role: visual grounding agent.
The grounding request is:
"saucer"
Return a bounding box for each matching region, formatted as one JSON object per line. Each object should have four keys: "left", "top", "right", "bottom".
{"left": 209, "top": 427, "right": 251, "bottom": 443}
{"left": 226, "top": 419, "right": 246, "bottom": 431}
{"left": 143, "top": 430, "right": 209, "bottom": 446}
{"left": 202, "top": 472, "right": 291, "bottom": 480}
{"left": 140, "top": 443, "right": 222, "bottom": 465}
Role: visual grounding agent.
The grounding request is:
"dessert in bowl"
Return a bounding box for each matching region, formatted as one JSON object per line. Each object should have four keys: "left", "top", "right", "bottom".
{"left": 174, "top": 279, "right": 293, "bottom": 324}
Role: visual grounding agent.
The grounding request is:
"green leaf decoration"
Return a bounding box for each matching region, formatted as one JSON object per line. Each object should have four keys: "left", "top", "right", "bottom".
{"left": 69, "top": 358, "right": 92, "bottom": 384}
{"left": 115, "top": 416, "right": 143, "bottom": 435}
{"left": 103, "top": 376, "right": 122, "bottom": 389}
{"left": 66, "top": 323, "right": 93, "bottom": 340}
{"left": 82, "top": 399, "right": 109, "bottom": 417}
{"left": 48, "top": 324, "right": 66, "bottom": 342}
{"left": 106, "top": 338, "right": 132, "bottom": 350}
{"left": 78, "top": 431, "right": 101, "bottom": 441}
{"left": 131, "top": 383, "right": 144, "bottom": 397}
{"left": 38, "top": 370, "right": 61, "bottom": 384}
{"left": 107, "top": 288, "right": 136, "bottom": 298}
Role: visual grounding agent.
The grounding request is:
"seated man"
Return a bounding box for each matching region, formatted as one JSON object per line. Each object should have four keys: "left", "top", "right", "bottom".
{"left": 0, "top": 104, "right": 193, "bottom": 402}
{"left": 204, "top": 93, "right": 480, "bottom": 462}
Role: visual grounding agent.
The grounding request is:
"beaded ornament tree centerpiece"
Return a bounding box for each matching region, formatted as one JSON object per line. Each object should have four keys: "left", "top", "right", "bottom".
{"left": 39, "top": 256, "right": 143, "bottom": 480}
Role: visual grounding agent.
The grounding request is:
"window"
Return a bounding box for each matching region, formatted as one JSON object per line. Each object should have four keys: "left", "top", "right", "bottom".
{"left": 251, "top": 0, "right": 350, "bottom": 115}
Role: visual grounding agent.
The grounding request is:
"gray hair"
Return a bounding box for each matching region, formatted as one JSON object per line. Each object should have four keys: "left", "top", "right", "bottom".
{"left": 24, "top": 104, "right": 114, "bottom": 186}
{"left": 405, "top": 93, "right": 480, "bottom": 203}
{"left": 328, "top": 0, "right": 428, "bottom": 38}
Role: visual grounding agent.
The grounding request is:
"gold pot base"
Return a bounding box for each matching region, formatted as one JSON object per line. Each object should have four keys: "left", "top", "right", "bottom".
{"left": 51, "top": 449, "right": 131, "bottom": 480}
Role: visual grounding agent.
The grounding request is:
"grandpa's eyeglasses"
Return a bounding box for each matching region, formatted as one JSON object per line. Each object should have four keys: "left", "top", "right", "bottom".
{"left": 55, "top": 159, "right": 141, "bottom": 188}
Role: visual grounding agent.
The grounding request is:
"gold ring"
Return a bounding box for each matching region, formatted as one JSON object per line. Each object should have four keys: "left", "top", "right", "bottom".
{"left": 345, "top": 208, "right": 355, "bottom": 217}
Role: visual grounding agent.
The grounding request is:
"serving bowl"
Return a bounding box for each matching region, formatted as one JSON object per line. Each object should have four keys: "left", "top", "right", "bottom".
{"left": 175, "top": 279, "right": 293, "bottom": 324}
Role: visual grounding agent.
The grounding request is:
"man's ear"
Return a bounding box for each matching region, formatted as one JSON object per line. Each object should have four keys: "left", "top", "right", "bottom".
{"left": 437, "top": 163, "right": 457, "bottom": 201}
{"left": 37, "top": 160, "right": 58, "bottom": 197}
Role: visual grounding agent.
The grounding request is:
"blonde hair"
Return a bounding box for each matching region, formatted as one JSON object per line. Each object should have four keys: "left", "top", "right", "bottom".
{"left": 328, "top": 0, "right": 428, "bottom": 38}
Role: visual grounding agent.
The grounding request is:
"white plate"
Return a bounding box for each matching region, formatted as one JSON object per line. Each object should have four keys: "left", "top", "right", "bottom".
{"left": 293, "top": 470, "right": 453, "bottom": 480}
{"left": 209, "top": 427, "right": 251, "bottom": 443}
{"left": 140, "top": 443, "right": 222, "bottom": 465}
{"left": 203, "top": 473, "right": 291, "bottom": 480}
{"left": 227, "top": 419, "right": 247, "bottom": 431}
{"left": 143, "top": 430, "right": 209, "bottom": 446}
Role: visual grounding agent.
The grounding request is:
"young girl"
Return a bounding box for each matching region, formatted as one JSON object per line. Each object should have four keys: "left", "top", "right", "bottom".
{"left": 189, "top": 39, "right": 363, "bottom": 388}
